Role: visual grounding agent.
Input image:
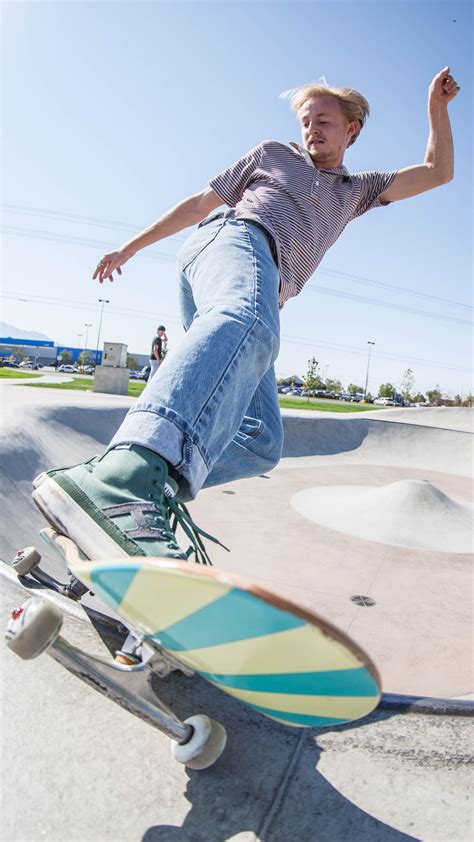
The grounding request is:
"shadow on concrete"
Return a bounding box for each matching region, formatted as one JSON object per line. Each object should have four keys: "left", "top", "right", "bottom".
{"left": 140, "top": 671, "right": 415, "bottom": 842}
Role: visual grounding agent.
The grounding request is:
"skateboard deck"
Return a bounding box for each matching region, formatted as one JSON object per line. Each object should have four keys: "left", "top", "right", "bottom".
{"left": 70, "top": 557, "right": 381, "bottom": 728}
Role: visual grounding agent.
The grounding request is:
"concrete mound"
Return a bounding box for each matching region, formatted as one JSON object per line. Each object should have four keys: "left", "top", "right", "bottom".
{"left": 291, "top": 479, "right": 473, "bottom": 553}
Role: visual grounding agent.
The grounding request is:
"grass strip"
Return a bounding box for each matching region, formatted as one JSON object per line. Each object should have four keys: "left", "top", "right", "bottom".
{"left": 22, "top": 376, "right": 147, "bottom": 397}
{"left": 279, "top": 398, "right": 382, "bottom": 413}
{"left": 22, "top": 376, "right": 382, "bottom": 410}
{"left": 0, "top": 369, "right": 43, "bottom": 379}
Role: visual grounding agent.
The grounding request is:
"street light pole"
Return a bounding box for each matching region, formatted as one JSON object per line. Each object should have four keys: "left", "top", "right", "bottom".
{"left": 95, "top": 300, "right": 109, "bottom": 365}
{"left": 364, "top": 341, "right": 375, "bottom": 399}
{"left": 84, "top": 323, "right": 92, "bottom": 352}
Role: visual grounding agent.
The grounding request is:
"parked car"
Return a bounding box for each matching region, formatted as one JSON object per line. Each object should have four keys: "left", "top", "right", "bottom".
{"left": 19, "top": 361, "right": 41, "bottom": 370}
{"left": 0, "top": 360, "right": 19, "bottom": 368}
{"left": 129, "top": 369, "right": 143, "bottom": 380}
{"left": 58, "top": 364, "right": 78, "bottom": 373}
{"left": 139, "top": 365, "right": 151, "bottom": 382}
{"left": 374, "top": 397, "right": 393, "bottom": 406}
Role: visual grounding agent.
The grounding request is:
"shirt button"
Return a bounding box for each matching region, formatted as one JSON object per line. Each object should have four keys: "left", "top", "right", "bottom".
{"left": 315, "top": 180, "right": 319, "bottom": 186}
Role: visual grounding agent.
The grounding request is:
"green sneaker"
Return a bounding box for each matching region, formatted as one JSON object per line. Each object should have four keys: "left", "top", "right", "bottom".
{"left": 32, "top": 444, "right": 216, "bottom": 564}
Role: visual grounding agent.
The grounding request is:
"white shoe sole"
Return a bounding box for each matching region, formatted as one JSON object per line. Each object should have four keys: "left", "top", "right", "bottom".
{"left": 32, "top": 475, "right": 130, "bottom": 561}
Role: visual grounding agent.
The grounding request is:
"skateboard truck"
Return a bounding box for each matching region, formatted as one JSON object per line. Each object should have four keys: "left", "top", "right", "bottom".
{"left": 5, "top": 597, "right": 227, "bottom": 769}
{"left": 13, "top": 545, "right": 90, "bottom": 601}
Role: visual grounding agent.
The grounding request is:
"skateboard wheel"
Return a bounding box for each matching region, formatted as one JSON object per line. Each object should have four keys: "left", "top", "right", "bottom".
{"left": 171, "top": 715, "right": 227, "bottom": 770}
{"left": 12, "top": 547, "right": 41, "bottom": 576}
{"left": 5, "top": 598, "right": 63, "bottom": 659}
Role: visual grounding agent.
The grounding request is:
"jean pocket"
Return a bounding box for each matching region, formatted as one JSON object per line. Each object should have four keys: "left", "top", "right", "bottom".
{"left": 197, "top": 211, "right": 224, "bottom": 228}
{"left": 177, "top": 218, "right": 224, "bottom": 272}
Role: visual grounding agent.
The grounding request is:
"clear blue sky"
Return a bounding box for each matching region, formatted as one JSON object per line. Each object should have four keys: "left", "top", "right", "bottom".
{"left": 2, "top": 0, "right": 472, "bottom": 397}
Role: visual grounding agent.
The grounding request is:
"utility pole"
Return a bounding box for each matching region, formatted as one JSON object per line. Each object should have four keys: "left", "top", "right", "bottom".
{"left": 95, "top": 299, "right": 109, "bottom": 365}
{"left": 364, "top": 341, "right": 375, "bottom": 399}
{"left": 84, "top": 323, "right": 92, "bottom": 352}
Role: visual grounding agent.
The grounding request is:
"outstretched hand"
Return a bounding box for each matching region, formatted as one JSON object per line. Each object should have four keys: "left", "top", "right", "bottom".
{"left": 92, "top": 250, "right": 130, "bottom": 283}
{"left": 429, "top": 67, "right": 460, "bottom": 106}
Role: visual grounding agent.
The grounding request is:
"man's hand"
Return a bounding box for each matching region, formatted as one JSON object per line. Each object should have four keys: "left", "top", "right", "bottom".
{"left": 92, "top": 249, "right": 132, "bottom": 284}
{"left": 429, "top": 67, "right": 460, "bottom": 108}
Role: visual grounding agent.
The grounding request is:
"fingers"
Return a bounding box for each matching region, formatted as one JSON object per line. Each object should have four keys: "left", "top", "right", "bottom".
{"left": 92, "top": 253, "right": 122, "bottom": 283}
{"left": 431, "top": 67, "right": 460, "bottom": 102}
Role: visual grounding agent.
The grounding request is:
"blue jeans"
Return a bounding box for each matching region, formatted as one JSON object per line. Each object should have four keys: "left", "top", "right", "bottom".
{"left": 109, "top": 217, "right": 283, "bottom": 499}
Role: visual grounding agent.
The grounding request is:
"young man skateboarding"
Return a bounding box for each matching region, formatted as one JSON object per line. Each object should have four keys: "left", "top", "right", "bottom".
{"left": 33, "top": 68, "right": 460, "bottom": 563}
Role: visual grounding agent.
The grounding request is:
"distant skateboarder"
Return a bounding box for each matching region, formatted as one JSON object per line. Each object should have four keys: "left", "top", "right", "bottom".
{"left": 33, "top": 68, "right": 460, "bottom": 563}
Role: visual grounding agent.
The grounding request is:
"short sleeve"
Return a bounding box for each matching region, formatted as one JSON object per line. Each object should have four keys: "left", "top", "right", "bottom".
{"left": 209, "top": 143, "right": 263, "bottom": 207}
{"left": 351, "top": 170, "right": 398, "bottom": 218}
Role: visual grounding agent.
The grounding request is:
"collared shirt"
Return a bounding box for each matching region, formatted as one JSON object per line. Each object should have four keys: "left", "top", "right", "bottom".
{"left": 209, "top": 140, "right": 397, "bottom": 308}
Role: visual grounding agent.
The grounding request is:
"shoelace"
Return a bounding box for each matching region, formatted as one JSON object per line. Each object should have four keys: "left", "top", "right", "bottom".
{"left": 167, "top": 497, "right": 229, "bottom": 566}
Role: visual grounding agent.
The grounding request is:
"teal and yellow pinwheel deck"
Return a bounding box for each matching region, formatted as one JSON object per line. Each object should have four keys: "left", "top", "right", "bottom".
{"left": 72, "top": 559, "right": 381, "bottom": 728}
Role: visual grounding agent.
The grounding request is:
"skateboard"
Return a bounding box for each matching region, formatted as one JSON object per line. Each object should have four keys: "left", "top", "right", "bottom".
{"left": 4, "top": 531, "right": 382, "bottom": 769}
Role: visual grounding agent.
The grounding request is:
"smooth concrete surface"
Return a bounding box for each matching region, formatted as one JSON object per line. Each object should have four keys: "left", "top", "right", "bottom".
{"left": 1, "top": 379, "right": 473, "bottom": 841}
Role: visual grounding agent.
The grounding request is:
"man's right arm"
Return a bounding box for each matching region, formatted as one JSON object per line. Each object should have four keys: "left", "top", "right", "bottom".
{"left": 93, "top": 186, "right": 222, "bottom": 283}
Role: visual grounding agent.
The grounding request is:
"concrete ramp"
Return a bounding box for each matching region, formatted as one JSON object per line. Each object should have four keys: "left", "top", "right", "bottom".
{"left": 281, "top": 412, "right": 472, "bottom": 477}
{"left": 1, "top": 385, "right": 472, "bottom": 842}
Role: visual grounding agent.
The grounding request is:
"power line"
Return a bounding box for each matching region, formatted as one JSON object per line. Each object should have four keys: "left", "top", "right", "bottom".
{"left": 2, "top": 203, "right": 471, "bottom": 310}
{"left": 1, "top": 204, "right": 188, "bottom": 243}
{"left": 1, "top": 225, "right": 176, "bottom": 261}
{"left": 2, "top": 224, "right": 472, "bottom": 328}
{"left": 314, "top": 269, "right": 472, "bottom": 311}
{"left": 307, "top": 285, "right": 472, "bottom": 327}
{"left": 1, "top": 290, "right": 471, "bottom": 375}
{"left": 281, "top": 333, "right": 472, "bottom": 374}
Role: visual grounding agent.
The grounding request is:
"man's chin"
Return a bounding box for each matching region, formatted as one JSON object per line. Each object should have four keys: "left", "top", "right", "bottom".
{"left": 309, "top": 147, "right": 330, "bottom": 163}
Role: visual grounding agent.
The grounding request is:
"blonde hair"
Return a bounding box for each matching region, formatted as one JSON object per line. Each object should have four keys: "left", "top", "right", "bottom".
{"left": 280, "top": 78, "right": 370, "bottom": 146}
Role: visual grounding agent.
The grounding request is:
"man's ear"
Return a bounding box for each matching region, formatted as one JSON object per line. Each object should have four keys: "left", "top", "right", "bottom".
{"left": 347, "top": 120, "right": 358, "bottom": 142}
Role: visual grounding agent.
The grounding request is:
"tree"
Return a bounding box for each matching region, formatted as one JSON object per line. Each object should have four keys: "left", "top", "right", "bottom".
{"left": 326, "top": 378, "right": 342, "bottom": 393}
{"left": 378, "top": 383, "right": 396, "bottom": 398}
{"left": 412, "top": 393, "right": 426, "bottom": 403}
{"left": 453, "top": 394, "right": 462, "bottom": 406}
{"left": 12, "top": 346, "right": 25, "bottom": 362}
{"left": 78, "top": 350, "right": 93, "bottom": 368}
{"left": 347, "top": 383, "right": 363, "bottom": 394}
{"left": 303, "top": 358, "right": 323, "bottom": 399}
{"left": 59, "top": 350, "right": 72, "bottom": 364}
{"left": 127, "top": 355, "right": 138, "bottom": 370}
{"left": 426, "top": 387, "right": 442, "bottom": 406}
{"left": 400, "top": 368, "right": 415, "bottom": 403}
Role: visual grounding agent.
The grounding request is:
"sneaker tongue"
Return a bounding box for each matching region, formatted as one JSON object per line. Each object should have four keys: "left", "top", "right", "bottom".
{"left": 164, "top": 476, "right": 179, "bottom": 497}
{"left": 106, "top": 444, "right": 177, "bottom": 498}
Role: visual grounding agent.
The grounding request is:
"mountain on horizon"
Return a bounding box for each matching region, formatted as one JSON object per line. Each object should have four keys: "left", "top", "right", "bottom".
{"left": 0, "top": 321, "right": 53, "bottom": 342}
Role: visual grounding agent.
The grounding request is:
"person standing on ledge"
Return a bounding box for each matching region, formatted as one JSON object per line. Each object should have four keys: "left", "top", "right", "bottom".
{"left": 33, "top": 68, "right": 460, "bottom": 564}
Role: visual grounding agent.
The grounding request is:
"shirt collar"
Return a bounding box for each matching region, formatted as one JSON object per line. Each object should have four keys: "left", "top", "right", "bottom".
{"left": 289, "top": 142, "right": 351, "bottom": 178}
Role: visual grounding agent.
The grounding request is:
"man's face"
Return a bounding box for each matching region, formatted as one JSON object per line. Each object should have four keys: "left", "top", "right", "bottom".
{"left": 298, "top": 95, "right": 357, "bottom": 166}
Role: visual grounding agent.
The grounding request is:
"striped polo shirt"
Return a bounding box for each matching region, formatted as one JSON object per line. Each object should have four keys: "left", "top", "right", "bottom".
{"left": 209, "top": 140, "right": 397, "bottom": 308}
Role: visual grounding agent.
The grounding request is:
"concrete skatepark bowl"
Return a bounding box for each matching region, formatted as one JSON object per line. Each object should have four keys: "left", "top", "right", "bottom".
{"left": 1, "top": 380, "right": 472, "bottom": 841}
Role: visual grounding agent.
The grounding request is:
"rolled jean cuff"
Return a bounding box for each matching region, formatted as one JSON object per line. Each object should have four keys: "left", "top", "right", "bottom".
{"left": 107, "top": 405, "right": 209, "bottom": 499}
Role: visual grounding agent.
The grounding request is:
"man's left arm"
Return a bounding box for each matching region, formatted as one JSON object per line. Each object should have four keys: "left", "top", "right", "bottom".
{"left": 379, "top": 67, "right": 460, "bottom": 203}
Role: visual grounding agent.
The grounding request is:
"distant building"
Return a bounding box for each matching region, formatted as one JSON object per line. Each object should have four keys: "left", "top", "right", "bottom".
{"left": 0, "top": 336, "right": 149, "bottom": 368}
